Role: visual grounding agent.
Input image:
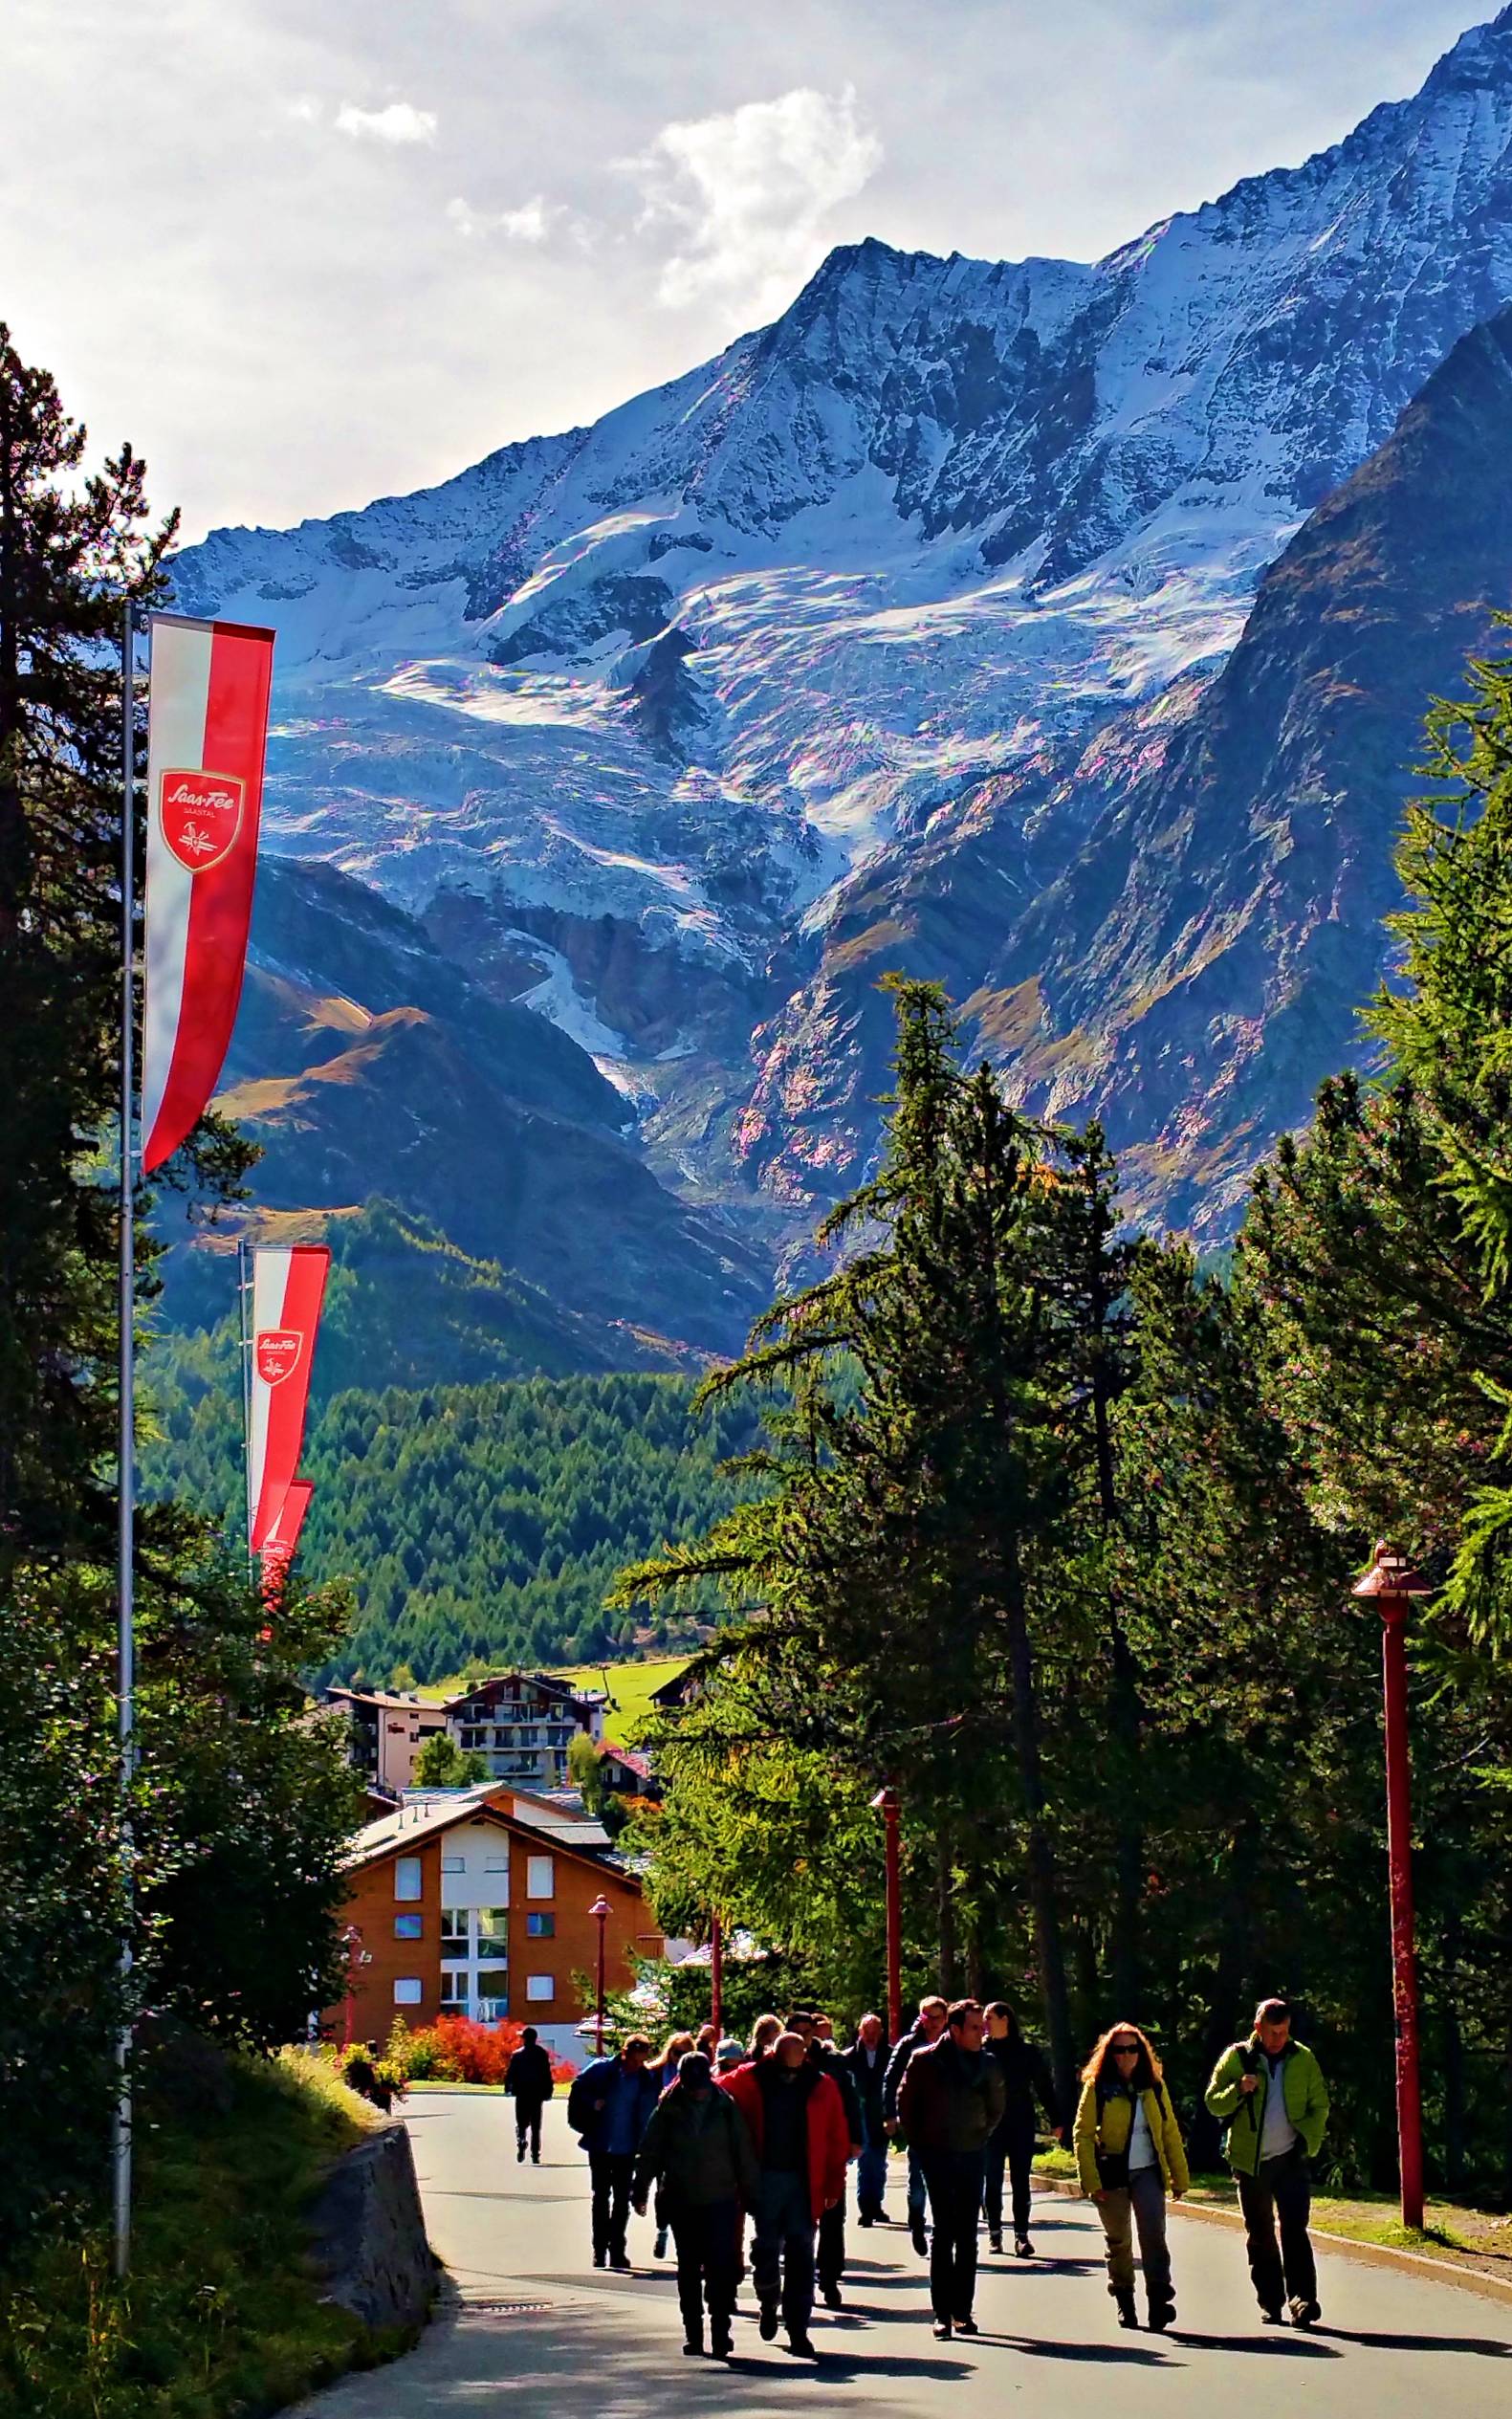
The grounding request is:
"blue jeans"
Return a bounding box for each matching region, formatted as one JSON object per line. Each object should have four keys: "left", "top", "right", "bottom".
{"left": 752, "top": 2169, "right": 816, "bottom": 2334}
{"left": 908, "top": 2144, "right": 928, "bottom": 2229}
{"left": 857, "top": 2140, "right": 888, "bottom": 2217}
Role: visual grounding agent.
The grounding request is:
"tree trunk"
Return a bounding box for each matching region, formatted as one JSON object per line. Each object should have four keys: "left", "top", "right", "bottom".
{"left": 1189, "top": 1846, "right": 1253, "bottom": 2170}
{"left": 1091, "top": 1366, "right": 1143, "bottom": 2015}
{"left": 936, "top": 1826, "right": 958, "bottom": 1999}
{"left": 1441, "top": 1916, "right": 1465, "bottom": 2193}
{"left": 1002, "top": 1541, "right": 1076, "bottom": 2110}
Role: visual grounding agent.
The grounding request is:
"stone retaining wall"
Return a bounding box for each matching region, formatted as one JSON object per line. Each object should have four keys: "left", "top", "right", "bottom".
{"left": 307, "top": 2120, "right": 436, "bottom": 2339}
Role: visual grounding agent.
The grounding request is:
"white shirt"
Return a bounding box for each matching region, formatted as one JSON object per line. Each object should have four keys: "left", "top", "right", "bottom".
{"left": 1259, "top": 2056, "right": 1298, "bottom": 2161}
{"left": 1128, "top": 2095, "right": 1157, "bottom": 2172}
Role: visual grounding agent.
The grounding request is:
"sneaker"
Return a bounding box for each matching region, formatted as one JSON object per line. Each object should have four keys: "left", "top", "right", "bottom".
{"left": 911, "top": 2221, "right": 930, "bottom": 2257}
{"left": 857, "top": 2211, "right": 874, "bottom": 2228}
{"left": 592, "top": 2249, "right": 605, "bottom": 2269}
{"left": 1289, "top": 2298, "right": 1322, "bottom": 2329}
{"left": 1261, "top": 2308, "right": 1285, "bottom": 2325}
{"left": 609, "top": 2255, "right": 632, "bottom": 2273}
{"left": 932, "top": 2318, "right": 953, "bottom": 2341}
{"left": 821, "top": 2281, "right": 843, "bottom": 2310}
{"left": 1114, "top": 2288, "right": 1138, "bottom": 2329}
{"left": 532, "top": 2153, "right": 540, "bottom": 2165}
{"left": 681, "top": 2339, "right": 703, "bottom": 2358}
{"left": 987, "top": 2229, "right": 1003, "bottom": 2254}
{"left": 953, "top": 2314, "right": 979, "bottom": 2336}
{"left": 1147, "top": 2301, "right": 1175, "bottom": 2333}
{"left": 711, "top": 2327, "right": 733, "bottom": 2360}
{"left": 786, "top": 2334, "right": 817, "bottom": 2359}
{"left": 758, "top": 2300, "right": 779, "bottom": 2342}
{"left": 653, "top": 2228, "right": 668, "bottom": 2259}
{"left": 516, "top": 2143, "right": 525, "bottom": 2163}
{"left": 1015, "top": 2235, "right": 1034, "bottom": 2257}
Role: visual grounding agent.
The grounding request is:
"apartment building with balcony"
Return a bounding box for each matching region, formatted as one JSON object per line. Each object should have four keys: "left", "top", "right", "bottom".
{"left": 443, "top": 1671, "right": 605, "bottom": 1792}
{"left": 323, "top": 1686, "right": 448, "bottom": 1796}
{"left": 332, "top": 1780, "right": 661, "bottom": 2064}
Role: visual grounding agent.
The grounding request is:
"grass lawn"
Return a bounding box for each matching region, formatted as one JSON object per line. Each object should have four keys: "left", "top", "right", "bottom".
{"left": 420, "top": 1655, "right": 688, "bottom": 1745}
{"left": 0, "top": 2043, "right": 415, "bottom": 2417}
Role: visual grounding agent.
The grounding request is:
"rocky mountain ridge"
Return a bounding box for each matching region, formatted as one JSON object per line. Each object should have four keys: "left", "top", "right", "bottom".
{"left": 163, "top": 11, "right": 1512, "bottom": 1330}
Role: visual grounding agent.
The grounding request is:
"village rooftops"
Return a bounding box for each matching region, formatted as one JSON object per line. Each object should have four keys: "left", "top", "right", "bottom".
{"left": 345, "top": 1779, "right": 619, "bottom": 1874}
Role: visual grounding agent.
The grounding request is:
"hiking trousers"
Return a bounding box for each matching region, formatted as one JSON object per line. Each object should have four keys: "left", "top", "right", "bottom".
{"left": 919, "top": 2149, "right": 986, "bottom": 2322}
{"left": 1238, "top": 2153, "right": 1317, "bottom": 2314}
{"left": 667, "top": 2193, "right": 739, "bottom": 2343}
{"left": 1097, "top": 2166, "right": 1172, "bottom": 2310}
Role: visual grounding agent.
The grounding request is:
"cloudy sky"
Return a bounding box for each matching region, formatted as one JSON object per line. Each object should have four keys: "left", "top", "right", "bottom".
{"left": 0, "top": 0, "right": 1483, "bottom": 540}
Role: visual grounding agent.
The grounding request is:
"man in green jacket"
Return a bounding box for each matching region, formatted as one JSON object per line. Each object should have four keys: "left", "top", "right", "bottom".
{"left": 1205, "top": 1997, "right": 1329, "bottom": 2326}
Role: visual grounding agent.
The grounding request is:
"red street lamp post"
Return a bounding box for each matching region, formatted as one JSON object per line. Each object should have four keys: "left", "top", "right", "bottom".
{"left": 341, "top": 1923, "right": 370, "bottom": 2048}
{"left": 1351, "top": 1541, "right": 1433, "bottom": 2230}
{"left": 710, "top": 1911, "right": 724, "bottom": 2041}
{"left": 870, "top": 1785, "right": 903, "bottom": 2045}
{"left": 590, "top": 1895, "right": 611, "bottom": 2056}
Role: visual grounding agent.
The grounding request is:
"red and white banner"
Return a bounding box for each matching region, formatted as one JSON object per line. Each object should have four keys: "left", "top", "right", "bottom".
{"left": 141, "top": 612, "right": 275, "bottom": 1173}
{"left": 260, "top": 1477, "right": 314, "bottom": 1602}
{"left": 248, "top": 1245, "right": 329, "bottom": 1551}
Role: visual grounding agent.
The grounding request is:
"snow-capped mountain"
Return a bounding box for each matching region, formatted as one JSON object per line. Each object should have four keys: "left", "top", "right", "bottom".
{"left": 173, "top": 9, "right": 1512, "bottom": 1265}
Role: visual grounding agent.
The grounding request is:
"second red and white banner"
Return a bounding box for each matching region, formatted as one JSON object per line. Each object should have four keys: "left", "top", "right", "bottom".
{"left": 248, "top": 1244, "right": 329, "bottom": 1551}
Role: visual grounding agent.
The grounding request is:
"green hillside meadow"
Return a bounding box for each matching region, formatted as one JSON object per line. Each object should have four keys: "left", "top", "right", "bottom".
{"left": 142, "top": 1328, "right": 758, "bottom": 1683}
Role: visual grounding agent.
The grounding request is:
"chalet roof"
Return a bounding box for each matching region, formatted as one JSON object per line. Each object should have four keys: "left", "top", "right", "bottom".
{"left": 597, "top": 1741, "right": 654, "bottom": 1782}
{"left": 343, "top": 1780, "right": 627, "bottom": 1880}
{"left": 325, "top": 1686, "right": 446, "bottom": 1716}
{"left": 441, "top": 1670, "right": 592, "bottom": 1715}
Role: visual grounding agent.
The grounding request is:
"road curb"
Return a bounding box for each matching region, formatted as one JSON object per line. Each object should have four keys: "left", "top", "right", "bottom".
{"left": 1033, "top": 2174, "right": 1512, "bottom": 2310}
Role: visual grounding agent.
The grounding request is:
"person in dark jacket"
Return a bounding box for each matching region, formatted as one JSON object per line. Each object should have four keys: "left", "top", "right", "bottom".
{"left": 983, "top": 1999, "right": 1062, "bottom": 2255}
{"left": 723, "top": 2031, "right": 850, "bottom": 2358}
{"left": 883, "top": 1993, "right": 948, "bottom": 2254}
{"left": 800, "top": 2013, "right": 863, "bottom": 2308}
{"left": 633, "top": 2052, "right": 760, "bottom": 2359}
{"left": 843, "top": 2012, "right": 889, "bottom": 2224}
{"left": 567, "top": 2034, "right": 659, "bottom": 2270}
{"left": 898, "top": 1998, "right": 1006, "bottom": 2339}
{"left": 504, "top": 2025, "right": 555, "bottom": 2165}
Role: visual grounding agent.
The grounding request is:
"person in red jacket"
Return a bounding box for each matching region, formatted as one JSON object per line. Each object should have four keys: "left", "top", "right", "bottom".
{"left": 722, "top": 2030, "right": 849, "bottom": 2358}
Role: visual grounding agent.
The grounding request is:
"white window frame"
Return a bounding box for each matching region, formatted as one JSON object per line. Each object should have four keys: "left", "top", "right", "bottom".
{"left": 394, "top": 1856, "right": 423, "bottom": 1902}
{"left": 393, "top": 1977, "right": 423, "bottom": 2005}
{"left": 526, "top": 1854, "right": 555, "bottom": 1901}
{"left": 525, "top": 1974, "right": 555, "bottom": 2003}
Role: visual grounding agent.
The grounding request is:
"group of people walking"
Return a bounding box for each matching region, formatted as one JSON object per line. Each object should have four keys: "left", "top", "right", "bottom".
{"left": 508, "top": 1990, "right": 1329, "bottom": 2361}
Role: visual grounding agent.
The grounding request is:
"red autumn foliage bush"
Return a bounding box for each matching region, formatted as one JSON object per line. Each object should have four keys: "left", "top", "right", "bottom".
{"left": 386, "top": 2012, "right": 577, "bottom": 2086}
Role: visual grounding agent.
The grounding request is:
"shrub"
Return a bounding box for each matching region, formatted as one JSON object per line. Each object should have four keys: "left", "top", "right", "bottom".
{"left": 384, "top": 2014, "right": 576, "bottom": 2086}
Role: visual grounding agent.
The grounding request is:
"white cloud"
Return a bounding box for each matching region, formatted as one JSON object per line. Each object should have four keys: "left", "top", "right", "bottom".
{"left": 334, "top": 99, "right": 437, "bottom": 145}
{"left": 285, "top": 96, "right": 322, "bottom": 126}
{"left": 624, "top": 85, "right": 883, "bottom": 316}
{"left": 448, "top": 193, "right": 563, "bottom": 243}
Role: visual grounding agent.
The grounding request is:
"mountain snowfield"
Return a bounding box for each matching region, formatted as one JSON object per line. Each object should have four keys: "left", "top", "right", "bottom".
{"left": 174, "top": 9, "right": 1512, "bottom": 1273}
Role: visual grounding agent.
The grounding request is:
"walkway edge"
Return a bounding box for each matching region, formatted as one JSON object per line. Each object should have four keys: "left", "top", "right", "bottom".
{"left": 1033, "top": 2174, "right": 1512, "bottom": 2309}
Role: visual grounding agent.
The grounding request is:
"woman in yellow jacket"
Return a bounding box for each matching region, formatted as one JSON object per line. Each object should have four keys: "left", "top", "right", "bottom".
{"left": 1074, "top": 2021, "right": 1189, "bottom": 2332}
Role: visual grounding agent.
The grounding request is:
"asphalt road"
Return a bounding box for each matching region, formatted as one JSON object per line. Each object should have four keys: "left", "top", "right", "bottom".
{"left": 291, "top": 2094, "right": 1512, "bottom": 2418}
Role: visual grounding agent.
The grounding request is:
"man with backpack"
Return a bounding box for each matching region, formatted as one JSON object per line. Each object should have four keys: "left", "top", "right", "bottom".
{"left": 1205, "top": 1997, "right": 1330, "bottom": 2327}
{"left": 632, "top": 2051, "right": 760, "bottom": 2360}
{"left": 567, "top": 2033, "right": 659, "bottom": 2271}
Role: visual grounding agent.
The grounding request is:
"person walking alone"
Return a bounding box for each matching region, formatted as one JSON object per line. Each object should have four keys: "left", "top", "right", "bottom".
{"left": 1205, "top": 1997, "right": 1329, "bottom": 2328}
{"left": 633, "top": 2051, "right": 759, "bottom": 2360}
{"left": 983, "top": 1999, "right": 1062, "bottom": 2256}
{"left": 844, "top": 2012, "right": 890, "bottom": 2225}
{"left": 884, "top": 1993, "right": 948, "bottom": 2255}
{"left": 898, "top": 1998, "right": 1006, "bottom": 2341}
{"left": 723, "top": 2030, "right": 850, "bottom": 2358}
{"left": 504, "top": 2024, "right": 554, "bottom": 2165}
{"left": 1074, "top": 2022, "right": 1188, "bottom": 2331}
{"left": 567, "top": 2033, "right": 659, "bottom": 2272}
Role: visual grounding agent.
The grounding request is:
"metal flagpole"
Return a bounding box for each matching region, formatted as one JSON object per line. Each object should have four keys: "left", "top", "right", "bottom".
{"left": 238, "top": 1239, "right": 253, "bottom": 1567}
{"left": 113, "top": 602, "right": 138, "bottom": 2279}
